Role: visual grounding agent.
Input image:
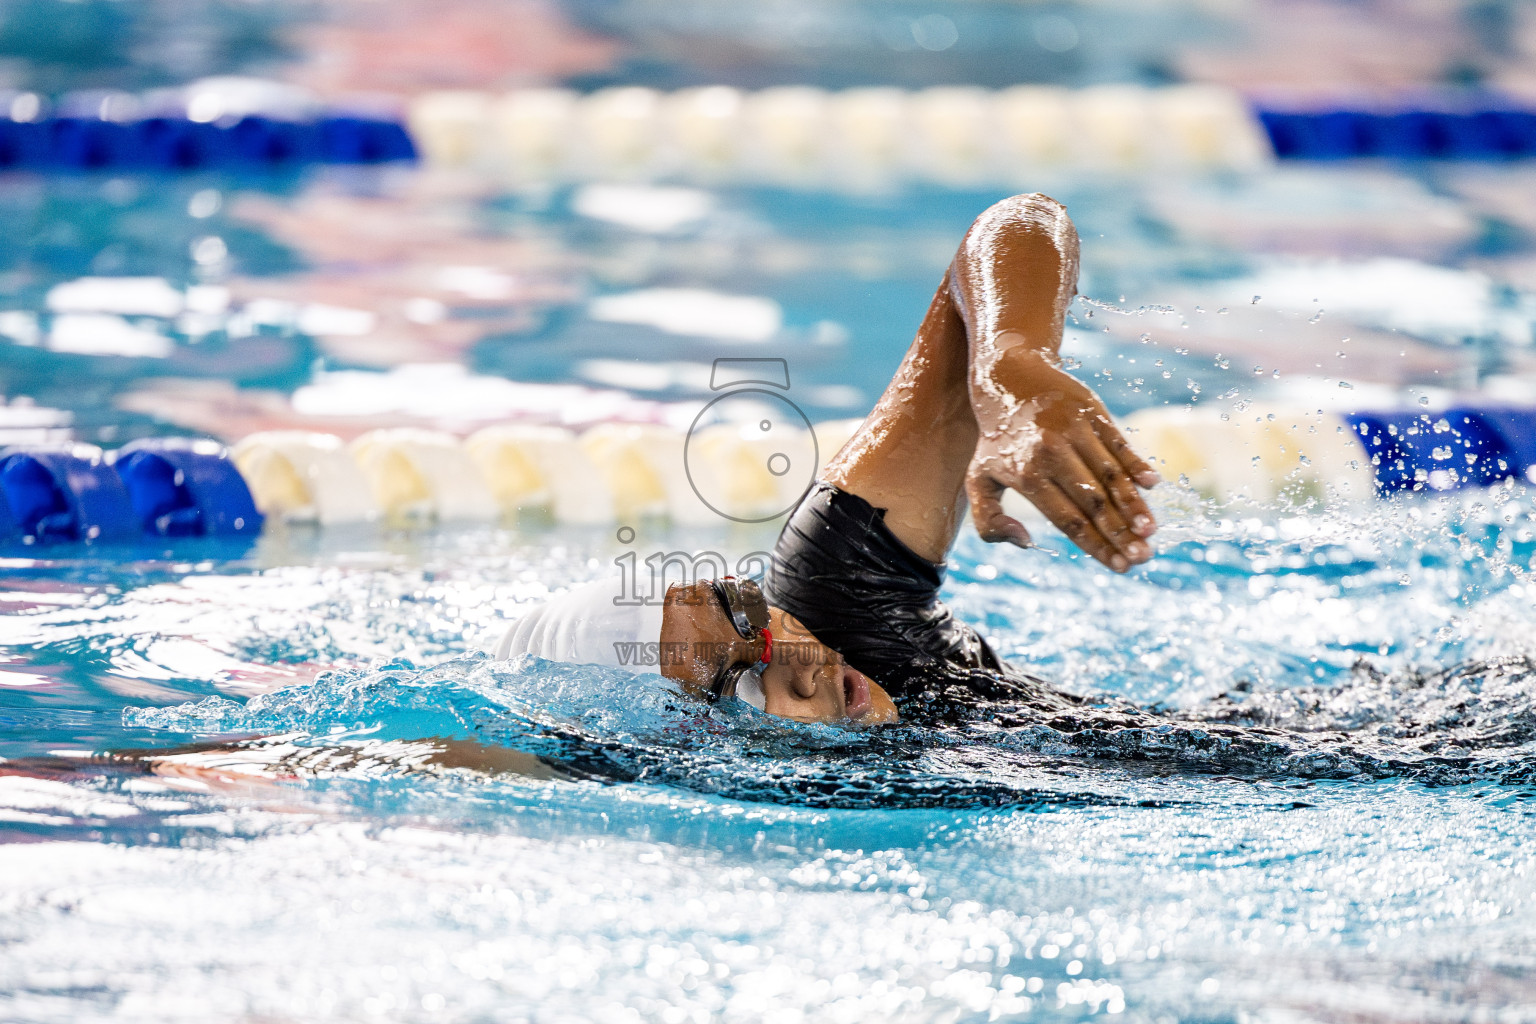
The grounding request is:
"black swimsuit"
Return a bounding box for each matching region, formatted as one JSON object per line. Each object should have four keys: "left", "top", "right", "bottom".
{"left": 765, "top": 481, "right": 1080, "bottom": 715}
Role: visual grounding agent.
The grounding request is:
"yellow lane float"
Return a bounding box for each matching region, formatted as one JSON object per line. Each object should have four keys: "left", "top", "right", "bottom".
{"left": 464, "top": 424, "right": 614, "bottom": 524}
{"left": 230, "top": 431, "right": 379, "bottom": 525}
{"left": 349, "top": 428, "right": 499, "bottom": 523}
{"left": 1121, "top": 405, "right": 1376, "bottom": 505}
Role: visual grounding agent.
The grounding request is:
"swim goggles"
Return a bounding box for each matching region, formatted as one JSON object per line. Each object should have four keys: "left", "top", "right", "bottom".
{"left": 707, "top": 576, "right": 773, "bottom": 702}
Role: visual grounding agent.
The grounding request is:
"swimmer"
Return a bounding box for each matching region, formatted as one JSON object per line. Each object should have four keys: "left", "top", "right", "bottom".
{"left": 40, "top": 196, "right": 1477, "bottom": 796}
{"left": 499, "top": 194, "right": 1159, "bottom": 726}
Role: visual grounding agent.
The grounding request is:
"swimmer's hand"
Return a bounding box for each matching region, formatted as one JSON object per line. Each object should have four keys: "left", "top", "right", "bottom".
{"left": 966, "top": 346, "right": 1159, "bottom": 572}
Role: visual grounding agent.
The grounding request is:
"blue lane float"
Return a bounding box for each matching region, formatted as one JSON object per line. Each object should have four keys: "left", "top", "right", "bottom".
{"left": 1344, "top": 409, "right": 1536, "bottom": 493}
{"left": 1258, "top": 107, "right": 1536, "bottom": 160}
{"left": 1461, "top": 408, "right": 1536, "bottom": 484}
{"left": 0, "top": 439, "right": 261, "bottom": 545}
{"left": 110, "top": 439, "right": 263, "bottom": 538}
{"left": 0, "top": 444, "right": 138, "bottom": 543}
{"left": 0, "top": 115, "right": 415, "bottom": 171}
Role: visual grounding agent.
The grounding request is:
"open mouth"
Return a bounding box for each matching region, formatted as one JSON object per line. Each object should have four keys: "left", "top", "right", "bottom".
{"left": 842, "top": 666, "right": 872, "bottom": 720}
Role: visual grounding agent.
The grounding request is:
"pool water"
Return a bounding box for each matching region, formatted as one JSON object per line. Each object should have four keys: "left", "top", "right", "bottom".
{"left": 3, "top": 156, "right": 1536, "bottom": 1021}
{"left": 3, "top": 479, "right": 1535, "bottom": 1021}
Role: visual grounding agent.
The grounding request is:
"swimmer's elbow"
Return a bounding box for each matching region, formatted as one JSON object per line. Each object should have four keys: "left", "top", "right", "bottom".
{"left": 952, "top": 194, "right": 1079, "bottom": 287}
{"left": 950, "top": 194, "right": 1080, "bottom": 329}
{"left": 959, "top": 193, "right": 1075, "bottom": 251}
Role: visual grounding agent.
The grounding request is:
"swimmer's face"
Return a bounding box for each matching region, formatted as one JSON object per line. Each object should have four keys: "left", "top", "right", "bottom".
{"left": 759, "top": 607, "right": 897, "bottom": 726}
{"left": 658, "top": 582, "right": 896, "bottom": 726}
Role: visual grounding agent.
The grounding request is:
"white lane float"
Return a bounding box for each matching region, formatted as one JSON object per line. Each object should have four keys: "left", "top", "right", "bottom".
{"left": 826, "top": 88, "right": 909, "bottom": 186}
{"left": 1121, "top": 405, "right": 1377, "bottom": 505}
{"left": 661, "top": 86, "right": 745, "bottom": 178}
{"left": 405, "top": 90, "right": 492, "bottom": 169}
{"left": 686, "top": 421, "right": 819, "bottom": 522}
{"left": 994, "top": 86, "right": 1077, "bottom": 170}
{"left": 230, "top": 431, "right": 378, "bottom": 525}
{"left": 1154, "top": 84, "right": 1274, "bottom": 169}
{"left": 464, "top": 424, "right": 614, "bottom": 524}
{"left": 909, "top": 87, "right": 995, "bottom": 186}
{"left": 348, "top": 428, "right": 499, "bottom": 523}
{"left": 577, "top": 422, "right": 699, "bottom": 524}
{"left": 407, "top": 84, "right": 1276, "bottom": 186}
{"left": 491, "top": 88, "right": 579, "bottom": 179}
{"left": 1072, "top": 85, "right": 1157, "bottom": 169}
{"left": 223, "top": 419, "right": 872, "bottom": 534}
{"left": 575, "top": 87, "right": 663, "bottom": 179}
{"left": 740, "top": 86, "right": 831, "bottom": 184}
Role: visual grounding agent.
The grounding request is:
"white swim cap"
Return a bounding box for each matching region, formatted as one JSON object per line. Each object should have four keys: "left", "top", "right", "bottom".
{"left": 494, "top": 578, "right": 664, "bottom": 668}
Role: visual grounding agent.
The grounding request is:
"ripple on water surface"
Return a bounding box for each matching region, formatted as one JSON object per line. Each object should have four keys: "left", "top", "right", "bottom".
{"left": 1, "top": 489, "right": 1535, "bottom": 1021}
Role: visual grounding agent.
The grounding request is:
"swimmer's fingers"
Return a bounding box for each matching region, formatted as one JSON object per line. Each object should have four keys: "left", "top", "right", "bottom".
{"left": 1091, "top": 415, "right": 1161, "bottom": 490}
{"left": 1026, "top": 482, "right": 1126, "bottom": 571}
{"left": 964, "top": 465, "right": 1034, "bottom": 549}
{"left": 1073, "top": 428, "right": 1156, "bottom": 539}
{"left": 1045, "top": 447, "right": 1150, "bottom": 571}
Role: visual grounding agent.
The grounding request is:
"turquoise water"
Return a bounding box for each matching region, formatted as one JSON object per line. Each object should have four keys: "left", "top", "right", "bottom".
{"left": 3, "top": 162, "right": 1536, "bottom": 1020}
{"left": 2, "top": 486, "right": 1535, "bottom": 1020}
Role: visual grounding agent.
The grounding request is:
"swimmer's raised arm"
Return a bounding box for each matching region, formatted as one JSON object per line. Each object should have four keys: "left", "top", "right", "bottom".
{"left": 820, "top": 262, "right": 979, "bottom": 563}
{"left": 824, "top": 193, "right": 1157, "bottom": 572}
{"left": 951, "top": 194, "right": 1159, "bottom": 571}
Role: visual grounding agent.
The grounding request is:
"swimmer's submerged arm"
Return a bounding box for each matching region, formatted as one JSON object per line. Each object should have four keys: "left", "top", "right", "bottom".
{"left": 88, "top": 735, "right": 570, "bottom": 784}
{"left": 825, "top": 193, "right": 1157, "bottom": 571}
